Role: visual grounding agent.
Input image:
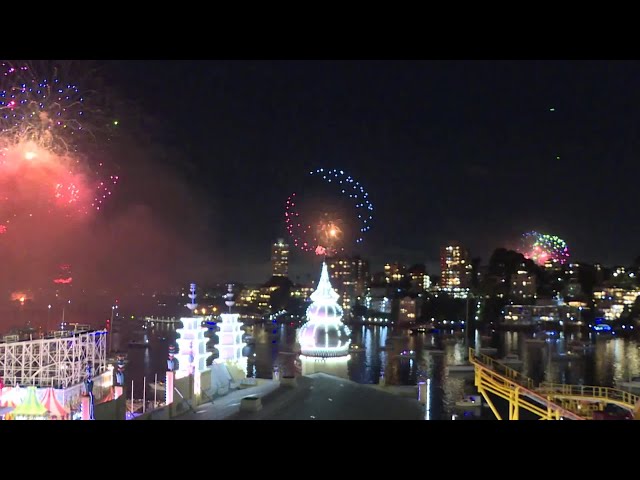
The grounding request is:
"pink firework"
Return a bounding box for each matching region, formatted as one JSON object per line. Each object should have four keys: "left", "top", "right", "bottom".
{"left": 0, "top": 61, "right": 120, "bottom": 234}
{"left": 285, "top": 168, "right": 374, "bottom": 257}
{"left": 0, "top": 141, "right": 116, "bottom": 231}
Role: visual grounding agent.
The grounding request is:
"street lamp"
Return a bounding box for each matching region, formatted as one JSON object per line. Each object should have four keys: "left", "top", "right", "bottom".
{"left": 47, "top": 304, "right": 51, "bottom": 333}
{"left": 109, "top": 304, "right": 117, "bottom": 352}
{"left": 62, "top": 299, "right": 71, "bottom": 325}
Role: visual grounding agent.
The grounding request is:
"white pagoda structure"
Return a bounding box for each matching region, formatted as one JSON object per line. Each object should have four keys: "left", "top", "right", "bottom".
{"left": 297, "top": 262, "right": 351, "bottom": 357}
{"left": 175, "top": 283, "right": 209, "bottom": 378}
{"left": 215, "top": 284, "right": 246, "bottom": 365}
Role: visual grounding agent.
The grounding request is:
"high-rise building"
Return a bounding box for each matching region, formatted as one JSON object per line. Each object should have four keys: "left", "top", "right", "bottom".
{"left": 398, "top": 296, "right": 420, "bottom": 325}
{"left": 271, "top": 238, "right": 289, "bottom": 277}
{"left": 326, "top": 255, "right": 371, "bottom": 313}
{"left": 408, "top": 264, "right": 427, "bottom": 294}
{"left": 510, "top": 268, "right": 537, "bottom": 301}
{"left": 352, "top": 256, "right": 370, "bottom": 297}
{"left": 328, "top": 256, "right": 356, "bottom": 313}
{"left": 440, "top": 242, "right": 472, "bottom": 290}
{"left": 384, "top": 262, "right": 406, "bottom": 284}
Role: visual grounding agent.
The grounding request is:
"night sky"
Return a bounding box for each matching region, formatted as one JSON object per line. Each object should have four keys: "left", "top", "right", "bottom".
{"left": 105, "top": 60, "right": 640, "bottom": 282}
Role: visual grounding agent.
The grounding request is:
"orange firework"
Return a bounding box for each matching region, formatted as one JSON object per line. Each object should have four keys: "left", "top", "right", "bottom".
{"left": 316, "top": 215, "right": 343, "bottom": 256}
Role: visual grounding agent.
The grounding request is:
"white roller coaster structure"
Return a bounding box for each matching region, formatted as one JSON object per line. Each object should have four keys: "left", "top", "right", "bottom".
{"left": 0, "top": 330, "right": 107, "bottom": 388}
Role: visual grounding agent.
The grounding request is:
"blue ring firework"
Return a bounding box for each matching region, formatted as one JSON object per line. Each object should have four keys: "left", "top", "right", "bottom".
{"left": 285, "top": 168, "right": 374, "bottom": 255}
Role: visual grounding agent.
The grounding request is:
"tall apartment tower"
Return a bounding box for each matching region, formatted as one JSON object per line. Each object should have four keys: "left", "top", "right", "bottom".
{"left": 440, "top": 241, "right": 472, "bottom": 289}
{"left": 326, "top": 255, "right": 370, "bottom": 313}
{"left": 271, "top": 238, "right": 289, "bottom": 277}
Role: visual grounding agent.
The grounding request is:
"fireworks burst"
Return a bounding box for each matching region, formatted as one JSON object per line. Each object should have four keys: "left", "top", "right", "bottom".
{"left": 0, "top": 61, "right": 119, "bottom": 233}
{"left": 285, "top": 168, "right": 374, "bottom": 256}
{"left": 0, "top": 61, "right": 91, "bottom": 154}
{"left": 520, "top": 231, "right": 570, "bottom": 265}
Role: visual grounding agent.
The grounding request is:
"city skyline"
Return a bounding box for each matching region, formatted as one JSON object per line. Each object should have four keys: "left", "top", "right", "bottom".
{"left": 5, "top": 58, "right": 640, "bottom": 424}
{"left": 2, "top": 60, "right": 640, "bottom": 292}
{"left": 105, "top": 60, "right": 640, "bottom": 283}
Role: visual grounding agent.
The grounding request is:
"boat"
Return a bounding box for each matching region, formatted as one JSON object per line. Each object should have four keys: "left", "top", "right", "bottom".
{"left": 107, "top": 351, "right": 127, "bottom": 360}
{"left": 447, "top": 363, "right": 475, "bottom": 373}
{"left": 498, "top": 353, "right": 523, "bottom": 368}
{"left": 552, "top": 352, "right": 581, "bottom": 361}
{"left": 128, "top": 339, "right": 150, "bottom": 348}
{"left": 425, "top": 348, "right": 445, "bottom": 355}
{"left": 398, "top": 350, "right": 417, "bottom": 359}
{"left": 349, "top": 344, "right": 365, "bottom": 353}
{"left": 410, "top": 325, "right": 436, "bottom": 334}
{"left": 592, "top": 410, "right": 633, "bottom": 420}
{"left": 455, "top": 394, "right": 483, "bottom": 409}
{"left": 568, "top": 340, "right": 593, "bottom": 351}
{"left": 618, "top": 376, "right": 640, "bottom": 391}
{"left": 592, "top": 322, "right": 613, "bottom": 333}
{"left": 478, "top": 347, "right": 498, "bottom": 355}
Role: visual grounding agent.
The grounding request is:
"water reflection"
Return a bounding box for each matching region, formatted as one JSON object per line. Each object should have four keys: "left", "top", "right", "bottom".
{"left": 118, "top": 318, "right": 640, "bottom": 419}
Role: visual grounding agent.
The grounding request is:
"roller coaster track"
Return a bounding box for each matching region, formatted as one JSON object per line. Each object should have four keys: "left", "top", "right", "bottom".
{"left": 469, "top": 348, "right": 640, "bottom": 420}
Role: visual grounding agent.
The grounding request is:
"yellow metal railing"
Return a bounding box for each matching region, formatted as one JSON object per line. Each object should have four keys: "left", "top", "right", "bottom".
{"left": 469, "top": 347, "right": 640, "bottom": 419}
{"left": 538, "top": 383, "right": 640, "bottom": 412}
{"left": 469, "top": 347, "right": 584, "bottom": 420}
{"left": 469, "top": 348, "right": 536, "bottom": 390}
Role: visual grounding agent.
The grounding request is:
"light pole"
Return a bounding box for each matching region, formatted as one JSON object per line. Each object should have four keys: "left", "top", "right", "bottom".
{"left": 109, "top": 305, "right": 116, "bottom": 353}
{"left": 47, "top": 304, "right": 51, "bottom": 334}
{"left": 62, "top": 299, "right": 71, "bottom": 326}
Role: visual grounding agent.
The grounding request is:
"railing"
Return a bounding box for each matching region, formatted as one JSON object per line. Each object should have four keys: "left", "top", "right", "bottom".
{"left": 469, "top": 347, "right": 585, "bottom": 419}
{"left": 538, "top": 383, "right": 640, "bottom": 410}
{"left": 471, "top": 347, "right": 640, "bottom": 418}
{"left": 469, "top": 348, "right": 536, "bottom": 390}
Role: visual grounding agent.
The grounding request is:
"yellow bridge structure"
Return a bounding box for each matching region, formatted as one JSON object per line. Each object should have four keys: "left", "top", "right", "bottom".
{"left": 469, "top": 347, "right": 640, "bottom": 420}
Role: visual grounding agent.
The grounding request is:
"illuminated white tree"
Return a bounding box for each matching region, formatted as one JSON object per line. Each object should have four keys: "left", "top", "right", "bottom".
{"left": 297, "top": 262, "right": 351, "bottom": 357}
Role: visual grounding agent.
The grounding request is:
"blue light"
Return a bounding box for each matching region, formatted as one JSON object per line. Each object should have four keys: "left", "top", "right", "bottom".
{"left": 593, "top": 324, "right": 612, "bottom": 332}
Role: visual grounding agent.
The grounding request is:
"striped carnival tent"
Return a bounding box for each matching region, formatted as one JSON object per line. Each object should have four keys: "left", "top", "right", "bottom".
{"left": 40, "top": 388, "right": 70, "bottom": 420}
{"left": 0, "top": 386, "right": 25, "bottom": 408}
{"left": 12, "top": 386, "right": 48, "bottom": 419}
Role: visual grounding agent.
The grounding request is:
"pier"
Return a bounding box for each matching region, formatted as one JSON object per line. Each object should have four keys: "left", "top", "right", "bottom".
{"left": 143, "top": 316, "right": 180, "bottom": 324}
{"left": 470, "top": 347, "right": 640, "bottom": 420}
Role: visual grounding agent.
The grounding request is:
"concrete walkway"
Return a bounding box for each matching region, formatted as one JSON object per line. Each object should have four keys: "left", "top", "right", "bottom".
{"left": 231, "top": 373, "right": 426, "bottom": 420}
{"left": 174, "top": 379, "right": 281, "bottom": 420}
{"left": 175, "top": 374, "right": 426, "bottom": 420}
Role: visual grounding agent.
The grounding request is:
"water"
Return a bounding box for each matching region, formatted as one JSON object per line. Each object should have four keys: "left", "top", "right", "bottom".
{"left": 114, "top": 319, "right": 640, "bottom": 420}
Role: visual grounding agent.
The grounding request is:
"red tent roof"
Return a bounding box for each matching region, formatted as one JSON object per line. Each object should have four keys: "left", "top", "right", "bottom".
{"left": 40, "top": 388, "right": 69, "bottom": 418}
{"left": 0, "top": 386, "right": 24, "bottom": 408}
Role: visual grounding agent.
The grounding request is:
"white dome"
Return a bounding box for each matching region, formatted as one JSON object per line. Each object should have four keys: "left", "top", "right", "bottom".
{"left": 306, "top": 301, "right": 344, "bottom": 322}
{"left": 298, "top": 320, "right": 350, "bottom": 357}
